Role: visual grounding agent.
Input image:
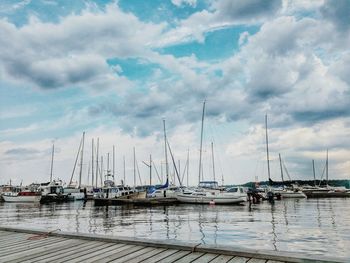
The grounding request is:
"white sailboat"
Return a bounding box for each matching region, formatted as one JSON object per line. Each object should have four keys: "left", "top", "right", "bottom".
{"left": 64, "top": 132, "right": 86, "bottom": 200}
{"left": 176, "top": 101, "right": 246, "bottom": 205}
{"left": 277, "top": 153, "right": 306, "bottom": 198}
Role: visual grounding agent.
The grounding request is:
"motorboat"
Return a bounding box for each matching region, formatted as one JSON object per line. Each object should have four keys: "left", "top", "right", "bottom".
{"left": 38, "top": 180, "right": 68, "bottom": 203}
{"left": 3, "top": 190, "right": 41, "bottom": 202}
{"left": 93, "top": 180, "right": 136, "bottom": 200}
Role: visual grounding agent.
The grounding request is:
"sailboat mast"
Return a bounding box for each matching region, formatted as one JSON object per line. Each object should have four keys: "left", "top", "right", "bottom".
{"left": 211, "top": 142, "right": 216, "bottom": 182}
{"left": 163, "top": 119, "right": 169, "bottom": 183}
{"left": 95, "top": 138, "right": 99, "bottom": 188}
{"left": 50, "top": 143, "right": 54, "bottom": 183}
{"left": 326, "top": 149, "right": 329, "bottom": 186}
{"left": 107, "top": 153, "right": 110, "bottom": 174}
{"left": 113, "top": 145, "right": 115, "bottom": 180}
{"left": 150, "top": 154, "right": 152, "bottom": 186}
{"left": 133, "top": 147, "right": 136, "bottom": 189}
{"left": 100, "top": 156, "right": 103, "bottom": 186}
{"left": 91, "top": 139, "right": 94, "bottom": 187}
{"left": 279, "top": 153, "right": 284, "bottom": 185}
{"left": 312, "top": 159, "right": 316, "bottom": 186}
{"left": 198, "top": 101, "right": 206, "bottom": 184}
{"left": 187, "top": 149, "right": 189, "bottom": 187}
{"left": 123, "top": 155, "right": 126, "bottom": 185}
{"left": 265, "top": 115, "right": 271, "bottom": 183}
{"left": 78, "top": 132, "right": 85, "bottom": 188}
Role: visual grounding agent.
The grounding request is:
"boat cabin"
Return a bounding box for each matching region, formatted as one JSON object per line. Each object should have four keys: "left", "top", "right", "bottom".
{"left": 198, "top": 181, "right": 219, "bottom": 189}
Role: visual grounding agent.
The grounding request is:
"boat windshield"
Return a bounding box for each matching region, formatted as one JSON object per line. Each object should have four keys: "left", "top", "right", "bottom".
{"left": 198, "top": 181, "right": 219, "bottom": 189}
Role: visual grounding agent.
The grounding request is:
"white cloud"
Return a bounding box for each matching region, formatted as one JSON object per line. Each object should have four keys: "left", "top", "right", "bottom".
{"left": 171, "top": 0, "right": 197, "bottom": 8}
{"left": 0, "top": 3, "right": 165, "bottom": 90}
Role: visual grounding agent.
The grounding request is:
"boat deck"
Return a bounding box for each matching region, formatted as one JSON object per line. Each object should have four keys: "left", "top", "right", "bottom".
{"left": 0, "top": 227, "right": 347, "bottom": 263}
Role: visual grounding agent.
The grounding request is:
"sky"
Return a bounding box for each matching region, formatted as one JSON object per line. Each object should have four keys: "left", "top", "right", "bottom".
{"left": 0, "top": 0, "right": 349, "bottom": 187}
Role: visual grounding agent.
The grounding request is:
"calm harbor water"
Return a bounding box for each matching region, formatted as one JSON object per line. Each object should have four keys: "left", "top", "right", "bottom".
{"left": 0, "top": 198, "right": 349, "bottom": 258}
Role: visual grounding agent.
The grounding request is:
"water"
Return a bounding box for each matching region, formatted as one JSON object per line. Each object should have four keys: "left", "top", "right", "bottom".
{"left": 0, "top": 198, "right": 349, "bottom": 258}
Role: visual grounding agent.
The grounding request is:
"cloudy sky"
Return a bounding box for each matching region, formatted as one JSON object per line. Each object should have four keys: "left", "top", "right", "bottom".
{"left": 0, "top": 0, "right": 349, "bottom": 186}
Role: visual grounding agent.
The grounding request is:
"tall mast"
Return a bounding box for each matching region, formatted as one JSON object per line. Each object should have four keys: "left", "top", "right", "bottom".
{"left": 95, "top": 138, "right": 99, "bottom": 188}
{"left": 123, "top": 155, "right": 126, "bottom": 185}
{"left": 198, "top": 101, "right": 206, "bottom": 184}
{"left": 50, "top": 143, "right": 55, "bottom": 183}
{"left": 265, "top": 114, "right": 271, "bottom": 183}
{"left": 91, "top": 139, "right": 94, "bottom": 187}
{"left": 78, "top": 132, "right": 85, "bottom": 188}
{"left": 113, "top": 145, "right": 115, "bottom": 180}
{"left": 107, "top": 152, "right": 110, "bottom": 174}
{"left": 279, "top": 153, "right": 284, "bottom": 186}
{"left": 133, "top": 147, "right": 136, "bottom": 189}
{"left": 100, "top": 156, "right": 103, "bottom": 186}
{"left": 326, "top": 149, "right": 329, "bottom": 186}
{"left": 312, "top": 159, "right": 316, "bottom": 186}
{"left": 150, "top": 155, "right": 152, "bottom": 186}
{"left": 211, "top": 142, "right": 216, "bottom": 182}
{"left": 163, "top": 119, "right": 169, "bottom": 183}
{"left": 187, "top": 149, "right": 189, "bottom": 187}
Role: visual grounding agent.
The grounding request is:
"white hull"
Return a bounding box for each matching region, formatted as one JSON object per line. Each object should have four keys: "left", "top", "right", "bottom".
{"left": 3, "top": 195, "right": 41, "bottom": 202}
{"left": 176, "top": 193, "right": 246, "bottom": 204}
{"left": 67, "top": 192, "right": 85, "bottom": 200}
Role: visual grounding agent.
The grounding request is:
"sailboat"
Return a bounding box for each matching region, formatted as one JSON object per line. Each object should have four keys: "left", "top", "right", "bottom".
{"left": 176, "top": 101, "right": 246, "bottom": 205}
{"left": 275, "top": 153, "right": 306, "bottom": 198}
{"left": 302, "top": 150, "right": 350, "bottom": 198}
{"left": 146, "top": 119, "right": 183, "bottom": 200}
{"left": 64, "top": 132, "right": 86, "bottom": 200}
{"left": 39, "top": 143, "right": 68, "bottom": 203}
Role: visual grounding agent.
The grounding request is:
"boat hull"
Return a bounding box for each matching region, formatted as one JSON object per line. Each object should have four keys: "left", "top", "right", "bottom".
{"left": 3, "top": 195, "right": 41, "bottom": 203}
{"left": 280, "top": 192, "right": 307, "bottom": 198}
{"left": 176, "top": 194, "right": 246, "bottom": 204}
{"left": 303, "top": 190, "right": 350, "bottom": 198}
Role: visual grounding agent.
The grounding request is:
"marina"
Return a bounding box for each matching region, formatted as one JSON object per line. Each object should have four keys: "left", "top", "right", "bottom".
{"left": 1, "top": 1, "right": 350, "bottom": 262}
{"left": 0, "top": 198, "right": 349, "bottom": 261}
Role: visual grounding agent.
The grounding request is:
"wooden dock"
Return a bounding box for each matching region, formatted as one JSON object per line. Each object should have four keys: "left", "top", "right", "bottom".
{"left": 0, "top": 227, "right": 347, "bottom": 263}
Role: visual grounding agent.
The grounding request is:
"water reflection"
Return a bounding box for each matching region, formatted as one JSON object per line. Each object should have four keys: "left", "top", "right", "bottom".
{"left": 0, "top": 199, "right": 349, "bottom": 258}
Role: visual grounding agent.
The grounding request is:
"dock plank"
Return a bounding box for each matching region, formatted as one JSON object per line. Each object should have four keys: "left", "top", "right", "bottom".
{"left": 65, "top": 243, "right": 127, "bottom": 263}
{"left": 0, "top": 237, "right": 65, "bottom": 255}
{"left": 141, "top": 249, "right": 179, "bottom": 263}
{"left": 0, "top": 233, "right": 59, "bottom": 248}
{"left": 0, "top": 228, "right": 347, "bottom": 263}
{"left": 32, "top": 241, "right": 106, "bottom": 263}
{"left": 7, "top": 239, "right": 87, "bottom": 263}
{"left": 123, "top": 247, "right": 166, "bottom": 263}
{"left": 228, "top": 257, "right": 250, "bottom": 263}
{"left": 19, "top": 240, "right": 93, "bottom": 263}
{"left": 90, "top": 245, "right": 146, "bottom": 263}
{"left": 109, "top": 246, "right": 157, "bottom": 263}
{"left": 52, "top": 242, "right": 116, "bottom": 263}
{"left": 191, "top": 253, "right": 219, "bottom": 263}
{"left": 82, "top": 244, "right": 137, "bottom": 263}
{"left": 173, "top": 252, "right": 205, "bottom": 263}
{"left": 156, "top": 250, "right": 192, "bottom": 263}
{"left": 0, "top": 239, "right": 79, "bottom": 262}
{"left": 247, "top": 259, "right": 266, "bottom": 263}
{"left": 0, "top": 233, "right": 31, "bottom": 242}
{"left": 210, "top": 255, "right": 235, "bottom": 263}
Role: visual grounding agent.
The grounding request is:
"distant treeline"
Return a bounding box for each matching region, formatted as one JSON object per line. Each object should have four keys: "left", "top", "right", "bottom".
{"left": 240, "top": 179, "right": 350, "bottom": 189}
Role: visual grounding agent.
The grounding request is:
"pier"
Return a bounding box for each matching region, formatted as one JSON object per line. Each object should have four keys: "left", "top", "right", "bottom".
{"left": 0, "top": 227, "right": 347, "bottom": 263}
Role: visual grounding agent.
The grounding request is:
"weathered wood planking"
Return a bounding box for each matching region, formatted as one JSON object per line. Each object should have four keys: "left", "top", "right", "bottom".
{"left": 0, "top": 227, "right": 348, "bottom": 263}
